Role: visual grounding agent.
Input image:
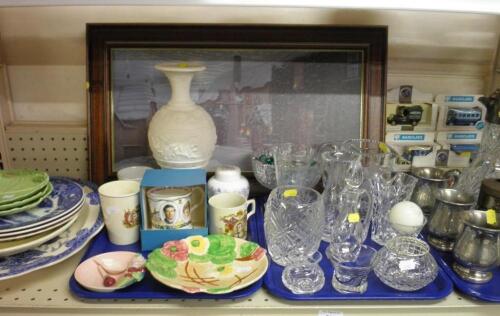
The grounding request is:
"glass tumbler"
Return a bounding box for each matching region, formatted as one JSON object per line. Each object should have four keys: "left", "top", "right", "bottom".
{"left": 273, "top": 143, "right": 321, "bottom": 187}
{"left": 282, "top": 251, "right": 325, "bottom": 294}
{"left": 331, "top": 245, "right": 377, "bottom": 294}
{"left": 264, "top": 186, "right": 324, "bottom": 266}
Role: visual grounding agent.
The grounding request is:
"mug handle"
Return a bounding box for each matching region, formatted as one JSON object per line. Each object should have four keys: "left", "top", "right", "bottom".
{"left": 190, "top": 186, "right": 205, "bottom": 211}
{"left": 444, "top": 169, "right": 461, "bottom": 188}
{"left": 246, "top": 199, "right": 256, "bottom": 219}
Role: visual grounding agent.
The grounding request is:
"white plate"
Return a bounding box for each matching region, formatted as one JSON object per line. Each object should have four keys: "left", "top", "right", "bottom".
{"left": 0, "top": 213, "right": 78, "bottom": 257}
{"left": 0, "top": 181, "right": 104, "bottom": 280}
{"left": 0, "top": 201, "right": 83, "bottom": 238}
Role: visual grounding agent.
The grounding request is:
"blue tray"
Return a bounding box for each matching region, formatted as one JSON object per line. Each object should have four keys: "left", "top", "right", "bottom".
{"left": 69, "top": 204, "right": 265, "bottom": 300}
{"left": 255, "top": 197, "right": 453, "bottom": 301}
{"left": 431, "top": 247, "right": 500, "bottom": 302}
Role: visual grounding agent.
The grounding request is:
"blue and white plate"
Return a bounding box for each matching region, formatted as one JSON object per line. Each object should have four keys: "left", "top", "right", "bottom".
{"left": 0, "top": 178, "right": 84, "bottom": 233}
{"left": 0, "top": 180, "right": 104, "bottom": 280}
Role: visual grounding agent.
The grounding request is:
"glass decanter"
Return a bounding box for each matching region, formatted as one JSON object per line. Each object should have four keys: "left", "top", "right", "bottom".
{"left": 327, "top": 160, "right": 372, "bottom": 262}
{"left": 455, "top": 149, "right": 499, "bottom": 207}
{"left": 479, "top": 89, "right": 500, "bottom": 156}
{"left": 320, "top": 148, "right": 359, "bottom": 241}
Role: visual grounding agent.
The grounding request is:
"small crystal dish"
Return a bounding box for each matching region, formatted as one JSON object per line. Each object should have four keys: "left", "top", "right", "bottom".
{"left": 282, "top": 251, "right": 325, "bottom": 295}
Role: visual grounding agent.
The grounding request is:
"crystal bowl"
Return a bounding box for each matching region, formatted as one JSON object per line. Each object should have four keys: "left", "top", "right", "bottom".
{"left": 373, "top": 236, "right": 438, "bottom": 291}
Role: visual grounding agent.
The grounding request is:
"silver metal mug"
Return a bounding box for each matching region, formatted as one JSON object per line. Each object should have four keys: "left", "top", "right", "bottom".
{"left": 452, "top": 210, "right": 500, "bottom": 284}
{"left": 410, "top": 167, "right": 459, "bottom": 215}
{"left": 427, "top": 188, "right": 475, "bottom": 252}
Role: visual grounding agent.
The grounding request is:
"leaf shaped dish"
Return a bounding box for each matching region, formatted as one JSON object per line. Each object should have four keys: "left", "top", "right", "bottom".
{"left": 146, "top": 234, "right": 268, "bottom": 294}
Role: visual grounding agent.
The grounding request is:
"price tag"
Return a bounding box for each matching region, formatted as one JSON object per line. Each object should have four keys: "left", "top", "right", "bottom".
{"left": 399, "top": 259, "right": 416, "bottom": 271}
{"left": 283, "top": 189, "right": 298, "bottom": 198}
{"left": 486, "top": 209, "right": 497, "bottom": 225}
{"left": 458, "top": 151, "right": 471, "bottom": 158}
{"left": 319, "top": 311, "right": 343, "bottom": 316}
{"left": 347, "top": 212, "right": 360, "bottom": 223}
{"left": 379, "top": 142, "right": 390, "bottom": 153}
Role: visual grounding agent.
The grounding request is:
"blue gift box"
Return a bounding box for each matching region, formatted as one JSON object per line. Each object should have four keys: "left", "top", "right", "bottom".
{"left": 139, "top": 168, "right": 208, "bottom": 251}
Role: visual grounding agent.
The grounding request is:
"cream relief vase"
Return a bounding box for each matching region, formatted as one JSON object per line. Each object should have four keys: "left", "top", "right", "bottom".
{"left": 148, "top": 63, "right": 217, "bottom": 169}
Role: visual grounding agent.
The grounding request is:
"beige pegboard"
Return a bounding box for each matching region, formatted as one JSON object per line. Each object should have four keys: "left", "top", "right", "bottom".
{"left": 5, "top": 125, "right": 88, "bottom": 180}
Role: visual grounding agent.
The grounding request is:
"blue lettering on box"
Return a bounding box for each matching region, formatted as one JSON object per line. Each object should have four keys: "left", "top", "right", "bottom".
{"left": 445, "top": 96, "right": 474, "bottom": 102}
{"left": 447, "top": 133, "right": 477, "bottom": 140}
{"left": 395, "top": 134, "right": 425, "bottom": 141}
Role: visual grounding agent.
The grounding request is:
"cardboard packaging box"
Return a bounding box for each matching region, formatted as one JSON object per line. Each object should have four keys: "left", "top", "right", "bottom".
{"left": 139, "top": 169, "right": 208, "bottom": 251}
{"left": 386, "top": 86, "right": 437, "bottom": 132}
{"left": 386, "top": 131, "right": 437, "bottom": 171}
{"left": 435, "top": 95, "right": 487, "bottom": 131}
{"left": 435, "top": 131, "right": 482, "bottom": 168}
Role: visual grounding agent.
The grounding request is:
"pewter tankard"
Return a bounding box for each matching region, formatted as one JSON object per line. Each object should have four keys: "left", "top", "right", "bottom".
{"left": 410, "top": 167, "right": 459, "bottom": 215}
{"left": 452, "top": 210, "right": 500, "bottom": 284}
{"left": 427, "top": 188, "right": 475, "bottom": 251}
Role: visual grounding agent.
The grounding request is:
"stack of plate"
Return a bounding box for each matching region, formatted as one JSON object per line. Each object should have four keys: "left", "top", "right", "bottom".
{"left": 0, "top": 170, "right": 53, "bottom": 216}
{"left": 0, "top": 177, "right": 85, "bottom": 257}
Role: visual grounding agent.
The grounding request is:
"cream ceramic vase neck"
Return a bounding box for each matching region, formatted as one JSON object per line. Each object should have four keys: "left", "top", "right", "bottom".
{"left": 148, "top": 63, "right": 217, "bottom": 169}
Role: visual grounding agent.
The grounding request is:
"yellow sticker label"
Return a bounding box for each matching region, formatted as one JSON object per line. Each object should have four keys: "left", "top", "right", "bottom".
{"left": 178, "top": 62, "right": 189, "bottom": 68}
{"left": 348, "top": 212, "right": 360, "bottom": 223}
{"left": 283, "top": 189, "right": 298, "bottom": 198}
{"left": 486, "top": 209, "right": 497, "bottom": 225}
{"left": 458, "top": 151, "right": 471, "bottom": 158}
{"left": 379, "top": 142, "right": 390, "bottom": 154}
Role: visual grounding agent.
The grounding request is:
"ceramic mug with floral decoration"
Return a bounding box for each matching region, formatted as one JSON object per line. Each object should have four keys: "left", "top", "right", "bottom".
{"left": 208, "top": 192, "right": 256, "bottom": 239}
{"left": 98, "top": 180, "right": 141, "bottom": 245}
{"left": 147, "top": 187, "right": 203, "bottom": 230}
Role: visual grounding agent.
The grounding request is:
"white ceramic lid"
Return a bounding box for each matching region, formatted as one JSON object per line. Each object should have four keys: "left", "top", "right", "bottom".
{"left": 214, "top": 165, "right": 241, "bottom": 182}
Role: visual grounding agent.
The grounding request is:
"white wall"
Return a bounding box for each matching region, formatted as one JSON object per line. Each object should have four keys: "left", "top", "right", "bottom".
{"left": 0, "top": 6, "right": 499, "bottom": 124}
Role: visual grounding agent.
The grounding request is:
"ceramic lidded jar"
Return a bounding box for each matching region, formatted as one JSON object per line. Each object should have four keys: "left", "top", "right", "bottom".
{"left": 207, "top": 165, "right": 250, "bottom": 199}
{"left": 148, "top": 63, "right": 217, "bottom": 169}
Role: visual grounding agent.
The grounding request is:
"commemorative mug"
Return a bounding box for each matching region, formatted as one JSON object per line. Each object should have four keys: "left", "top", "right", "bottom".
{"left": 208, "top": 192, "right": 256, "bottom": 239}
{"left": 98, "top": 180, "right": 141, "bottom": 245}
{"left": 147, "top": 187, "right": 203, "bottom": 229}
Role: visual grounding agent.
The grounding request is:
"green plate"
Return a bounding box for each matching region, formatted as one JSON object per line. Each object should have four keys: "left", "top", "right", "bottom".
{"left": 0, "top": 183, "right": 52, "bottom": 211}
{"left": 0, "top": 182, "right": 53, "bottom": 216}
{"left": 0, "top": 170, "right": 49, "bottom": 204}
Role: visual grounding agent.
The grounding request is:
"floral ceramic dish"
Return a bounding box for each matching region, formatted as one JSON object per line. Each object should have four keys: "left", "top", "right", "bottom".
{"left": 146, "top": 234, "right": 268, "bottom": 294}
{"left": 74, "top": 251, "right": 146, "bottom": 293}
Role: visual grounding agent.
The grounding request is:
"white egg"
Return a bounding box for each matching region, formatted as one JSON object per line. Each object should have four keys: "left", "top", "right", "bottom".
{"left": 388, "top": 201, "right": 424, "bottom": 234}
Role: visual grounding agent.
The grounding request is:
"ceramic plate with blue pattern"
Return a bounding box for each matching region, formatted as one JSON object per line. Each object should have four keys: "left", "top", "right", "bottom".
{"left": 0, "top": 178, "right": 84, "bottom": 233}
{"left": 0, "top": 180, "right": 104, "bottom": 280}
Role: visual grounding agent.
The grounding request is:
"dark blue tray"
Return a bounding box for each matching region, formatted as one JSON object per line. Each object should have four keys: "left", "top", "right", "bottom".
{"left": 431, "top": 247, "right": 500, "bottom": 302}
{"left": 69, "top": 204, "right": 264, "bottom": 300}
{"left": 255, "top": 196, "right": 454, "bottom": 301}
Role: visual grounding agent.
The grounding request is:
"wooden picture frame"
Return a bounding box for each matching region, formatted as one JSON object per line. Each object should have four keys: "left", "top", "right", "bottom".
{"left": 87, "top": 24, "right": 387, "bottom": 184}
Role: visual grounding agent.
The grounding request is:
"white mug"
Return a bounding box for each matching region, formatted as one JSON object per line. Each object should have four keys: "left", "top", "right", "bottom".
{"left": 98, "top": 180, "right": 140, "bottom": 245}
{"left": 208, "top": 192, "right": 256, "bottom": 239}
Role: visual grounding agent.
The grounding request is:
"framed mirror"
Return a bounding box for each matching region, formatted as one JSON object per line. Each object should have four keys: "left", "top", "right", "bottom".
{"left": 88, "top": 24, "right": 387, "bottom": 184}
